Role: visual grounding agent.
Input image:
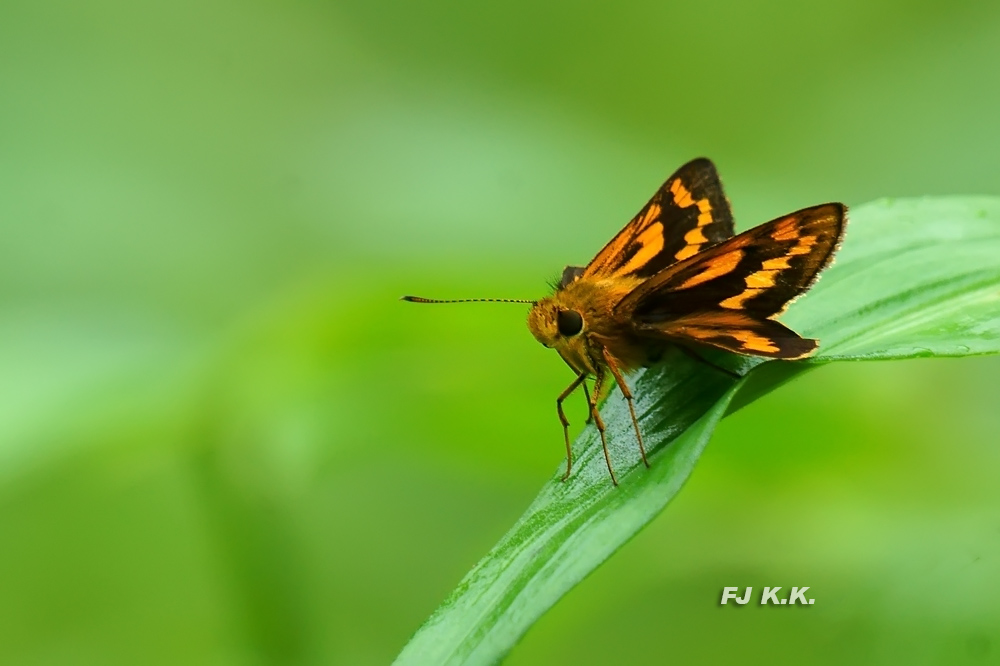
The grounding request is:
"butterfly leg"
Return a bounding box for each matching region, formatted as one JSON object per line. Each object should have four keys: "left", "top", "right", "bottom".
{"left": 556, "top": 373, "right": 587, "bottom": 482}
{"left": 562, "top": 356, "right": 593, "bottom": 424}
{"left": 601, "top": 348, "right": 650, "bottom": 469}
{"left": 588, "top": 368, "right": 619, "bottom": 486}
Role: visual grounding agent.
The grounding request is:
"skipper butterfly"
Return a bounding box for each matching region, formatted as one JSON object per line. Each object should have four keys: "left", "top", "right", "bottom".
{"left": 404, "top": 158, "right": 846, "bottom": 485}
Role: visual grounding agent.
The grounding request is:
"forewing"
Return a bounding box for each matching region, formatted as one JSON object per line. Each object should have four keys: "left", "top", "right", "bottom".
{"left": 582, "top": 158, "right": 734, "bottom": 281}
{"left": 616, "top": 203, "right": 846, "bottom": 358}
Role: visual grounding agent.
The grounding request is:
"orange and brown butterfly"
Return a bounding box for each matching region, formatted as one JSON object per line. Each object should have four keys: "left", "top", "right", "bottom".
{"left": 403, "top": 158, "right": 846, "bottom": 486}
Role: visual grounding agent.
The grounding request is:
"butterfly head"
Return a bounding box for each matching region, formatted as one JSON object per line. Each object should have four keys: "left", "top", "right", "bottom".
{"left": 527, "top": 297, "right": 596, "bottom": 373}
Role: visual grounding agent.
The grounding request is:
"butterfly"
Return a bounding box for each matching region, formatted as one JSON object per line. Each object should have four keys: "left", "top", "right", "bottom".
{"left": 404, "top": 158, "right": 847, "bottom": 485}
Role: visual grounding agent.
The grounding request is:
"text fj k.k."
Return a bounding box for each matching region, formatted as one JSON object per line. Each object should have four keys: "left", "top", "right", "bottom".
{"left": 720, "top": 587, "right": 814, "bottom": 605}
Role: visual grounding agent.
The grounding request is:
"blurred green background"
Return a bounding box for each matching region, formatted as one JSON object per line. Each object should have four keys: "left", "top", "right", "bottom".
{"left": 1, "top": 0, "right": 999, "bottom": 664}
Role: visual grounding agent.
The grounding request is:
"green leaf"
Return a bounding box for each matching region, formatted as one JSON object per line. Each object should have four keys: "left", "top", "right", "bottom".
{"left": 394, "top": 197, "right": 1000, "bottom": 666}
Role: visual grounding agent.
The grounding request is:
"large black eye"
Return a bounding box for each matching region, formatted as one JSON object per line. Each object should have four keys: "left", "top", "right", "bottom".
{"left": 557, "top": 309, "right": 584, "bottom": 336}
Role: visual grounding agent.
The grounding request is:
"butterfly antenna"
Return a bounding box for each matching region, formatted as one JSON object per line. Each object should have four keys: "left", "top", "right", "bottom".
{"left": 401, "top": 296, "right": 536, "bottom": 305}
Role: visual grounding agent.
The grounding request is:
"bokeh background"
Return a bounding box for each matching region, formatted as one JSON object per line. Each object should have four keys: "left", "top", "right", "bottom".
{"left": 1, "top": 1, "right": 999, "bottom": 664}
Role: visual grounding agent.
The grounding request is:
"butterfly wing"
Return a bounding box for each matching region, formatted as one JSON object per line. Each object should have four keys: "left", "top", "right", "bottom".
{"left": 582, "top": 158, "right": 735, "bottom": 281}
{"left": 616, "top": 203, "right": 846, "bottom": 359}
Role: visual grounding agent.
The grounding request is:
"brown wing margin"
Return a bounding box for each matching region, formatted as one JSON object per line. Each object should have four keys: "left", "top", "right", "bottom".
{"left": 581, "top": 158, "right": 735, "bottom": 281}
